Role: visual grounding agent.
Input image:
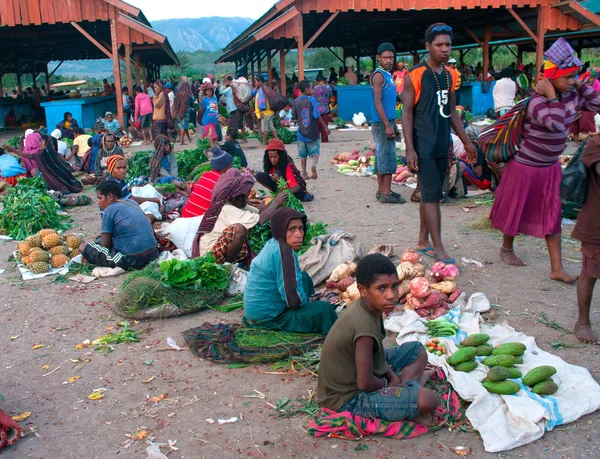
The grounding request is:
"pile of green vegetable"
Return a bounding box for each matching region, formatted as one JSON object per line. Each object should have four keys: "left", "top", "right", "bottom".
{"left": 247, "top": 127, "right": 297, "bottom": 144}
{"left": 234, "top": 328, "right": 320, "bottom": 347}
{"left": 160, "top": 255, "right": 229, "bottom": 290}
{"left": 178, "top": 139, "right": 211, "bottom": 179}
{"left": 333, "top": 117, "right": 346, "bottom": 129}
{"left": 125, "top": 150, "right": 152, "bottom": 181}
{"left": 6, "top": 136, "right": 21, "bottom": 149}
{"left": 0, "top": 177, "right": 70, "bottom": 239}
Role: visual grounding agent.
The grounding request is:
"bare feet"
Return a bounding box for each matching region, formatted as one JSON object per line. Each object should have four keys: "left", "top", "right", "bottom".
{"left": 413, "top": 413, "right": 435, "bottom": 426}
{"left": 550, "top": 270, "right": 578, "bottom": 284}
{"left": 500, "top": 247, "right": 525, "bottom": 266}
{"left": 434, "top": 248, "right": 451, "bottom": 263}
{"left": 575, "top": 322, "right": 600, "bottom": 345}
{"left": 302, "top": 172, "right": 310, "bottom": 180}
{"left": 311, "top": 167, "right": 318, "bottom": 180}
{"left": 418, "top": 367, "right": 436, "bottom": 386}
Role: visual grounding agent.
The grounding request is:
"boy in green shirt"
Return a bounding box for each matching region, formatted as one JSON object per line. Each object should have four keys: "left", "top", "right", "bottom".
{"left": 318, "top": 253, "right": 439, "bottom": 422}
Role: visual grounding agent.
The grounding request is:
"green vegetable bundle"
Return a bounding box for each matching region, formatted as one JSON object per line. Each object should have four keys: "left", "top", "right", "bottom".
{"left": 333, "top": 117, "right": 346, "bottom": 128}
{"left": 277, "top": 127, "right": 297, "bottom": 144}
{"left": 0, "top": 178, "right": 70, "bottom": 239}
{"left": 64, "top": 138, "right": 74, "bottom": 148}
{"left": 6, "top": 136, "right": 21, "bottom": 149}
{"left": 125, "top": 150, "right": 152, "bottom": 181}
{"left": 178, "top": 139, "right": 211, "bottom": 179}
{"left": 425, "top": 319, "right": 459, "bottom": 337}
{"left": 160, "top": 255, "right": 229, "bottom": 291}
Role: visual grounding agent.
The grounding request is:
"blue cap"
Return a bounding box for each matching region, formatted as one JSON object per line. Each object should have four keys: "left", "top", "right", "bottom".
{"left": 164, "top": 83, "right": 173, "bottom": 89}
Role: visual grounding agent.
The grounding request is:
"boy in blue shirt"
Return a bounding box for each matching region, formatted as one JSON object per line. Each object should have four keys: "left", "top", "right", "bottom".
{"left": 291, "top": 80, "right": 330, "bottom": 180}
{"left": 199, "top": 83, "right": 219, "bottom": 148}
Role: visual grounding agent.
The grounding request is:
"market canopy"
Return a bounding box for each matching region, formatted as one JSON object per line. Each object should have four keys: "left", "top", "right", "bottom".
{"left": 217, "top": 0, "right": 600, "bottom": 95}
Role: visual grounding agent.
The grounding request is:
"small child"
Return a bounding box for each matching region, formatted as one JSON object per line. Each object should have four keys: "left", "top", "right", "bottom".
{"left": 292, "top": 80, "right": 329, "bottom": 180}
{"left": 318, "top": 253, "right": 440, "bottom": 423}
{"left": 199, "top": 83, "right": 219, "bottom": 147}
{"left": 279, "top": 103, "right": 293, "bottom": 127}
{"left": 221, "top": 129, "right": 248, "bottom": 168}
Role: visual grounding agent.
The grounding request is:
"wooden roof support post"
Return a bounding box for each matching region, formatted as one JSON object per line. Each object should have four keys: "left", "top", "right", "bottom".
{"left": 257, "top": 51, "right": 262, "bottom": 79}
{"left": 141, "top": 63, "right": 147, "bottom": 88}
{"left": 134, "top": 54, "right": 141, "bottom": 87}
{"left": 482, "top": 24, "right": 491, "bottom": 82}
{"left": 297, "top": 15, "right": 305, "bottom": 80}
{"left": 305, "top": 11, "right": 340, "bottom": 49}
{"left": 535, "top": 6, "right": 547, "bottom": 83}
{"left": 267, "top": 52, "right": 273, "bottom": 87}
{"left": 507, "top": 8, "right": 538, "bottom": 43}
{"left": 109, "top": 10, "right": 124, "bottom": 129}
{"left": 250, "top": 54, "right": 256, "bottom": 85}
{"left": 280, "top": 40, "right": 286, "bottom": 96}
{"left": 125, "top": 44, "right": 133, "bottom": 96}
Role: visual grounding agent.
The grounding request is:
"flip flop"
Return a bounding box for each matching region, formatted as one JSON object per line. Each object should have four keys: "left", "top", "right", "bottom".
{"left": 416, "top": 247, "right": 436, "bottom": 258}
{"left": 441, "top": 259, "right": 456, "bottom": 265}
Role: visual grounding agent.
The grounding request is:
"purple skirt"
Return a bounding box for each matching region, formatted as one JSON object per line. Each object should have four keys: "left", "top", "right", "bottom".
{"left": 489, "top": 160, "right": 562, "bottom": 238}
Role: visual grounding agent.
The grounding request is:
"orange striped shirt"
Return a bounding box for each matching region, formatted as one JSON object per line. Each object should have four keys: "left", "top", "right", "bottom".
{"left": 181, "top": 170, "right": 222, "bottom": 218}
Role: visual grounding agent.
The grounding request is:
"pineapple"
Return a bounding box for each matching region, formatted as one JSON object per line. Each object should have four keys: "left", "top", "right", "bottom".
{"left": 17, "top": 242, "right": 32, "bottom": 257}
{"left": 29, "top": 262, "right": 50, "bottom": 274}
{"left": 50, "top": 254, "right": 69, "bottom": 269}
{"left": 42, "top": 233, "right": 63, "bottom": 249}
{"left": 50, "top": 246, "right": 70, "bottom": 256}
{"left": 37, "top": 229, "right": 58, "bottom": 238}
{"left": 69, "top": 248, "right": 81, "bottom": 259}
{"left": 66, "top": 234, "right": 84, "bottom": 249}
{"left": 22, "top": 256, "right": 31, "bottom": 266}
{"left": 26, "top": 234, "right": 43, "bottom": 248}
{"left": 29, "top": 250, "right": 50, "bottom": 263}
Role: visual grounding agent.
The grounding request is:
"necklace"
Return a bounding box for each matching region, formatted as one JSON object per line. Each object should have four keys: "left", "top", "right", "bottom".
{"left": 426, "top": 59, "right": 451, "bottom": 118}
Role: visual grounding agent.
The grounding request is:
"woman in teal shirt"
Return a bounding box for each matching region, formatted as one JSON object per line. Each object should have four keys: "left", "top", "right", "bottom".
{"left": 243, "top": 207, "right": 337, "bottom": 335}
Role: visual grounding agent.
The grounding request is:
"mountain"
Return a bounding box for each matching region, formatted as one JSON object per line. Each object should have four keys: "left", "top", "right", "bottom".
{"left": 152, "top": 17, "right": 253, "bottom": 52}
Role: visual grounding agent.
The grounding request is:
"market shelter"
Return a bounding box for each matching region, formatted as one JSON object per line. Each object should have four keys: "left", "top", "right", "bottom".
{"left": 217, "top": 0, "right": 600, "bottom": 119}
{"left": 0, "top": 0, "right": 179, "bottom": 129}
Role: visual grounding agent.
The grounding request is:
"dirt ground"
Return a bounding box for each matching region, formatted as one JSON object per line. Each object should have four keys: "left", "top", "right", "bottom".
{"left": 0, "top": 129, "right": 599, "bottom": 459}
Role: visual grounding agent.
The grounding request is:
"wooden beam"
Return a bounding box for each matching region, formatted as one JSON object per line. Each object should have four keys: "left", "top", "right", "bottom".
{"left": 568, "top": 1, "right": 600, "bottom": 28}
{"left": 465, "top": 27, "right": 483, "bottom": 48}
{"left": 134, "top": 54, "right": 141, "bottom": 87}
{"left": 507, "top": 8, "right": 538, "bottom": 44}
{"left": 110, "top": 11, "right": 124, "bottom": 129}
{"left": 125, "top": 44, "right": 133, "bottom": 95}
{"left": 305, "top": 11, "right": 339, "bottom": 49}
{"left": 48, "top": 61, "right": 63, "bottom": 79}
{"left": 284, "top": 40, "right": 297, "bottom": 56}
{"left": 505, "top": 45, "right": 518, "bottom": 59}
{"left": 280, "top": 40, "right": 286, "bottom": 96}
{"left": 70, "top": 22, "right": 113, "bottom": 59}
{"left": 327, "top": 47, "right": 344, "bottom": 63}
{"left": 297, "top": 15, "right": 304, "bottom": 80}
{"left": 535, "top": 6, "right": 547, "bottom": 83}
{"left": 482, "top": 24, "right": 491, "bottom": 81}
{"left": 267, "top": 52, "right": 273, "bottom": 87}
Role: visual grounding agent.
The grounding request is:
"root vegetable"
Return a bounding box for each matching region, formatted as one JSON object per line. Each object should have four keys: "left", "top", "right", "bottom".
{"left": 400, "top": 248, "right": 420, "bottom": 264}
{"left": 409, "top": 277, "right": 430, "bottom": 298}
{"left": 398, "top": 279, "right": 411, "bottom": 298}
{"left": 341, "top": 281, "right": 360, "bottom": 304}
{"left": 396, "top": 262, "right": 415, "bottom": 282}
{"left": 325, "top": 276, "right": 355, "bottom": 292}
{"left": 430, "top": 306, "right": 448, "bottom": 319}
{"left": 430, "top": 281, "right": 457, "bottom": 294}
{"left": 411, "top": 263, "right": 426, "bottom": 279}
{"left": 422, "top": 291, "right": 443, "bottom": 309}
{"left": 328, "top": 262, "right": 357, "bottom": 283}
{"left": 431, "top": 262, "right": 446, "bottom": 274}
{"left": 416, "top": 308, "right": 430, "bottom": 318}
{"left": 398, "top": 170, "right": 410, "bottom": 182}
{"left": 438, "top": 264, "right": 459, "bottom": 281}
{"left": 448, "top": 289, "right": 462, "bottom": 303}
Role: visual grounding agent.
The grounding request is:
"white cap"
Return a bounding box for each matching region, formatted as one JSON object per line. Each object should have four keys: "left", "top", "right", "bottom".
{"left": 202, "top": 77, "right": 211, "bottom": 84}
{"left": 105, "top": 111, "right": 113, "bottom": 117}
{"left": 448, "top": 58, "right": 457, "bottom": 64}
{"left": 51, "top": 129, "right": 62, "bottom": 140}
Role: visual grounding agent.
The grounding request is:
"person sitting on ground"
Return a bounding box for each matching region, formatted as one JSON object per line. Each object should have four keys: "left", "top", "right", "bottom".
{"left": 67, "top": 127, "right": 91, "bottom": 165}
{"left": 4, "top": 133, "right": 83, "bottom": 194}
{"left": 317, "top": 253, "right": 439, "bottom": 422}
{"left": 193, "top": 168, "right": 287, "bottom": 267}
{"left": 255, "top": 139, "right": 313, "bottom": 202}
{"left": 243, "top": 207, "right": 338, "bottom": 335}
{"left": 458, "top": 143, "right": 493, "bottom": 191}
{"left": 150, "top": 135, "right": 187, "bottom": 192}
{"left": 56, "top": 112, "right": 78, "bottom": 139}
{"left": 103, "top": 111, "right": 124, "bottom": 138}
{"left": 0, "top": 146, "right": 27, "bottom": 190}
{"left": 4, "top": 109, "right": 17, "bottom": 128}
{"left": 94, "top": 133, "right": 124, "bottom": 178}
{"left": 221, "top": 128, "right": 248, "bottom": 168}
{"left": 50, "top": 129, "right": 69, "bottom": 157}
{"left": 571, "top": 134, "right": 600, "bottom": 345}
{"left": 181, "top": 147, "right": 233, "bottom": 218}
{"left": 279, "top": 103, "right": 293, "bottom": 127}
{"left": 80, "top": 181, "right": 158, "bottom": 274}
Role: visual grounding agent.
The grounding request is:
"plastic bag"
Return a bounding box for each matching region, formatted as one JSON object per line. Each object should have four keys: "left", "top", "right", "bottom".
{"left": 232, "top": 79, "right": 253, "bottom": 104}
{"left": 352, "top": 112, "right": 367, "bottom": 126}
{"left": 263, "top": 86, "right": 288, "bottom": 112}
{"left": 560, "top": 140, "right": 588, "bottom": 219}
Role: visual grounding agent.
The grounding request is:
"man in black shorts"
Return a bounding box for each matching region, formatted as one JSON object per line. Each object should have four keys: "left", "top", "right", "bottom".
{"left": 402, "top": 23, "right": 475, "bottom": 262}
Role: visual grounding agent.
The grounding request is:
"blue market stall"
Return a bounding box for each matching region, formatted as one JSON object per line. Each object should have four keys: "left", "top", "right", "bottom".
{"left": 336, "top": 85, "right": 373, "bottom": 122}
{"left": 41, "top": 96, "right": 116, "bottom": 131}
{"left": 457, "top": 81, "right": 496, "bottom": 117}
{"left": 0, "top": 100, "right": 32, "bottom": 129}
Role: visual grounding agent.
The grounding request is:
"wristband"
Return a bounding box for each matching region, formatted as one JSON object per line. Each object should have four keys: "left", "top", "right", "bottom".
{"left": 546, "top": 97, "right": 558, "bottom": 103}
{"left": 382, "top": 377, "right": 388, "bottom": 388}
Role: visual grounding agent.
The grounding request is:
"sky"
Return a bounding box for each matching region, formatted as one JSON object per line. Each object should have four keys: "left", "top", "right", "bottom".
{"left": 127, "top": 0, "right": 277, "bottom": 22}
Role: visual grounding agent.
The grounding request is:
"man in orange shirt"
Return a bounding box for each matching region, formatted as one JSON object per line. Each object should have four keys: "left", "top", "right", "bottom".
{"left": 181, "top": 147, "right": 233, "bottom": 218}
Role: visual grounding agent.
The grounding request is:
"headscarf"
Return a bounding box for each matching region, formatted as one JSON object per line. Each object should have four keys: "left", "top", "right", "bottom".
{"left": 150, "top": 134, "right": 170, "bottom": 181}
{"left": 153, "top": 79, "right": 174, "bottom": 129}
{"left": 270, "top": 207, "right": 307, "bottom": 309}
{"left": 191, "top": 168, "right": 255, "bottom": 258}
{"left": 24, "top": 132, "right": 41, "bottom": 153}
{"left": 172, "top": 81, "right": 192, "bottom": 119}
{"left": 107, "top": 155, "right": 125, "bottom": 176}
{"left": 263, "top": 139, "right": 308, "bottom": 193}
{"left": 23, "top": 129, "right": 34, "bottom": 149}
{"left": 543, "top": 37, "right": 581, "bottom": 79}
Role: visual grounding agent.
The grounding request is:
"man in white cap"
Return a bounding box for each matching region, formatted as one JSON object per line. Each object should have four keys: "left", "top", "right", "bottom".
{"left": 447, "top": 57, "right": 461, "bottom": 103}
{"left": 103, "top": 111, "right": 124, "bottom": 138}
{"left": 51, "top": 129, "right": 69, "bottom": 157}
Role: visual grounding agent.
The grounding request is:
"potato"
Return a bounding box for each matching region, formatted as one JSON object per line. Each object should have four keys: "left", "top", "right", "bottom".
{"left": 396, "top": 262, "right": 415, "bottom": 282}
{"left": 430, "top": 281, "right": 457, "bottom": 295}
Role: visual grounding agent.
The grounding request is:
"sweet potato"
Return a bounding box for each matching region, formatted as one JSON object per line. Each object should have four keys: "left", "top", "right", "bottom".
{"left": 328, "top": 262, "right": 357, "bottom": 283}
{"left": 333, "top": 153, "right": 340, "bottom": 160}
{"left": 409, "top": 277, "right": 430, "bottom": 298}
{"left": 396, "top": 262, "right": 415, "bottom": 282}
{"left": 398, "top": 170, "right": 411, "bottom": 182}
{"left": 337, "top": 276, "right": 355, "bottom": 292}
{"left": 422, "top": 291, "right": 443, "bottom": 309}
{"left": 439, "top": 264, "right": 459, "bottom": 281}
{"left": 431, "top": 262, "right": 446, "bottom": 274}
{"left": 416, "top": 308, "right": 430, "bottom": 318}
{"left": 401, "top": 248, "right": 420, "bottom": 264}
{"left": 448, "top": 289, "right": 462, "bottom": 303}
{"left": 398, "top": 279, "right": 411, "bottom": 298}
{"left": 430, "top": 281, "right": 457, "bottom": 295}
{"left": 430, "top": 306, "right": 448, "bottom": 319}
{"left": 411, "top": 263, "right": 426, "bottom": 278}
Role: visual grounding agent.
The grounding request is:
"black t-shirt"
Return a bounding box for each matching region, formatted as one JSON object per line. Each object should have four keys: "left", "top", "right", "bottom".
{"left": 222, "top": 140, "right": 243, "bottom": 158}
{"left": 409, "top": 62, "right": 457, "bottom": 159}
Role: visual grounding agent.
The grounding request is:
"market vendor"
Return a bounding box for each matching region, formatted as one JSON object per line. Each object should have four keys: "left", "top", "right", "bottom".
{"left": 103, "top": 111, "right": 124, "bottom": 138}
{"left": 317, "top": 254, "right": 439, "bottom": 422}
{"left": 80, "top": 181, "right": 158, "bottom": 272}
{"left": 94, "top": 133, "right": 124, "bottom": 177}
{"left": 56, "top": 112, "right": 79, "bottom": 139}
{"left": 243, "top": 207, "right": 338, "bottom": 335}
{"left": 150, "top": 135, "right": 187, "bottom": 192}
{"left": 67, "top": 128, "right": 91, "bottom": 165}
{"left": 0, "top": 147, "right": 27, "bottom": 189}
{"left": 255, "top": 139, "right": 313, "bottom": 202}
{"left": 181, "top": 147, "right": 233, "bottom": 218}
{"left": 192, "top": 168, "right": 287, "bottom": 267}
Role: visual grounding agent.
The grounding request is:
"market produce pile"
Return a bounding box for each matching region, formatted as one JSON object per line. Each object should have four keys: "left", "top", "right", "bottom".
{"left": 118, "top": 135, "right": 132, "bottom": 147}
{"left": 0, "top": 177, "right": 70, "bottom": 239}
{"left": 392, "top": 165, "right": 418, "bottom": 185}
{"left": 247, "top": 127, "right": 297, "bottom": 144}
{"left": 15, "top": 229, "right": 82, "bottom": 274}
{"left": 331, "top": 148, "right": 375, "bottom": 175}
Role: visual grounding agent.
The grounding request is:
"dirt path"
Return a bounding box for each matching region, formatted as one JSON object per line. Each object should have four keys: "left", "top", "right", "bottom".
{"left": 0, "top": 129, "right": 598, "bottom": 458}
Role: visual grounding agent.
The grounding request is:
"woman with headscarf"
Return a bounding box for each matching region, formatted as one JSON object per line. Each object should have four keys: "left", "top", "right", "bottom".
{"left": 150, "top": 135, "right": 186, "bottom": 192}
{"left": 18, "top": 129, "right": 39, "bottom": 176}
{"left": 489, "top": 38, "right": 600, "bottom": 282}
{"left": 172, "top": 80, "right": 194, "bottom": 145}
{"left": 4, "top": 133, "right": 83, "bottom": 194}
{"left": 94, "top": 133, "right": 124, "bottom": 177}
{"left": 152, "top": 80, "right": 174, "bottom": 138}
{"left": 192, "top": 168, "right": 287, "bottom": 267}
{"left": 243, "top": 207, "right": 338, "bottom": 335}
{"left": 255, "top": 139, "right": 314, "bottom": 202}
{"left": 570, "top": 67, "right": 600, "bottom": 145}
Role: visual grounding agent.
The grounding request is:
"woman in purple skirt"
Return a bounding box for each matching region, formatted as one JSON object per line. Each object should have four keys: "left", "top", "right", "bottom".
{"left": 489, "top": 38, "right": 600, "bottom": 283}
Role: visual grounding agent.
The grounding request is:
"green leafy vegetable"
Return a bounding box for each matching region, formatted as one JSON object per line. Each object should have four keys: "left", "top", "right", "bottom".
{"left": 160, "top": 255, "right": 229, "bottom": 291}
{"left": 333, "top": 117, "right": 346, "bottom": 128}
{"left": 125, "top": 150, "right": 152, "bottom": 181}
{"left": 5, "top": 136, "right": 21, "bottom": 149}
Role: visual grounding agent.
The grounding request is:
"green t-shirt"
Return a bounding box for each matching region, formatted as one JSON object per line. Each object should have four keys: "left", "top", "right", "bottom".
{"left": 317, "top": 298, "right": 388, "bottom": 411}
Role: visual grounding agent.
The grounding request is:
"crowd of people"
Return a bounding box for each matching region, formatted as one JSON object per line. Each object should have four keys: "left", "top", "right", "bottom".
{"left": 0, "top": 21, "right": 599, "bottom": 432}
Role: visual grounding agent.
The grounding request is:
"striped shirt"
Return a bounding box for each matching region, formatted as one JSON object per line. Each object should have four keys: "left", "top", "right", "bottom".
{"left": 517, "top": 84, "right": 600, "bottom": 167}
{"left": 181, "top": 170, "right": 222, "bottom": 218}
